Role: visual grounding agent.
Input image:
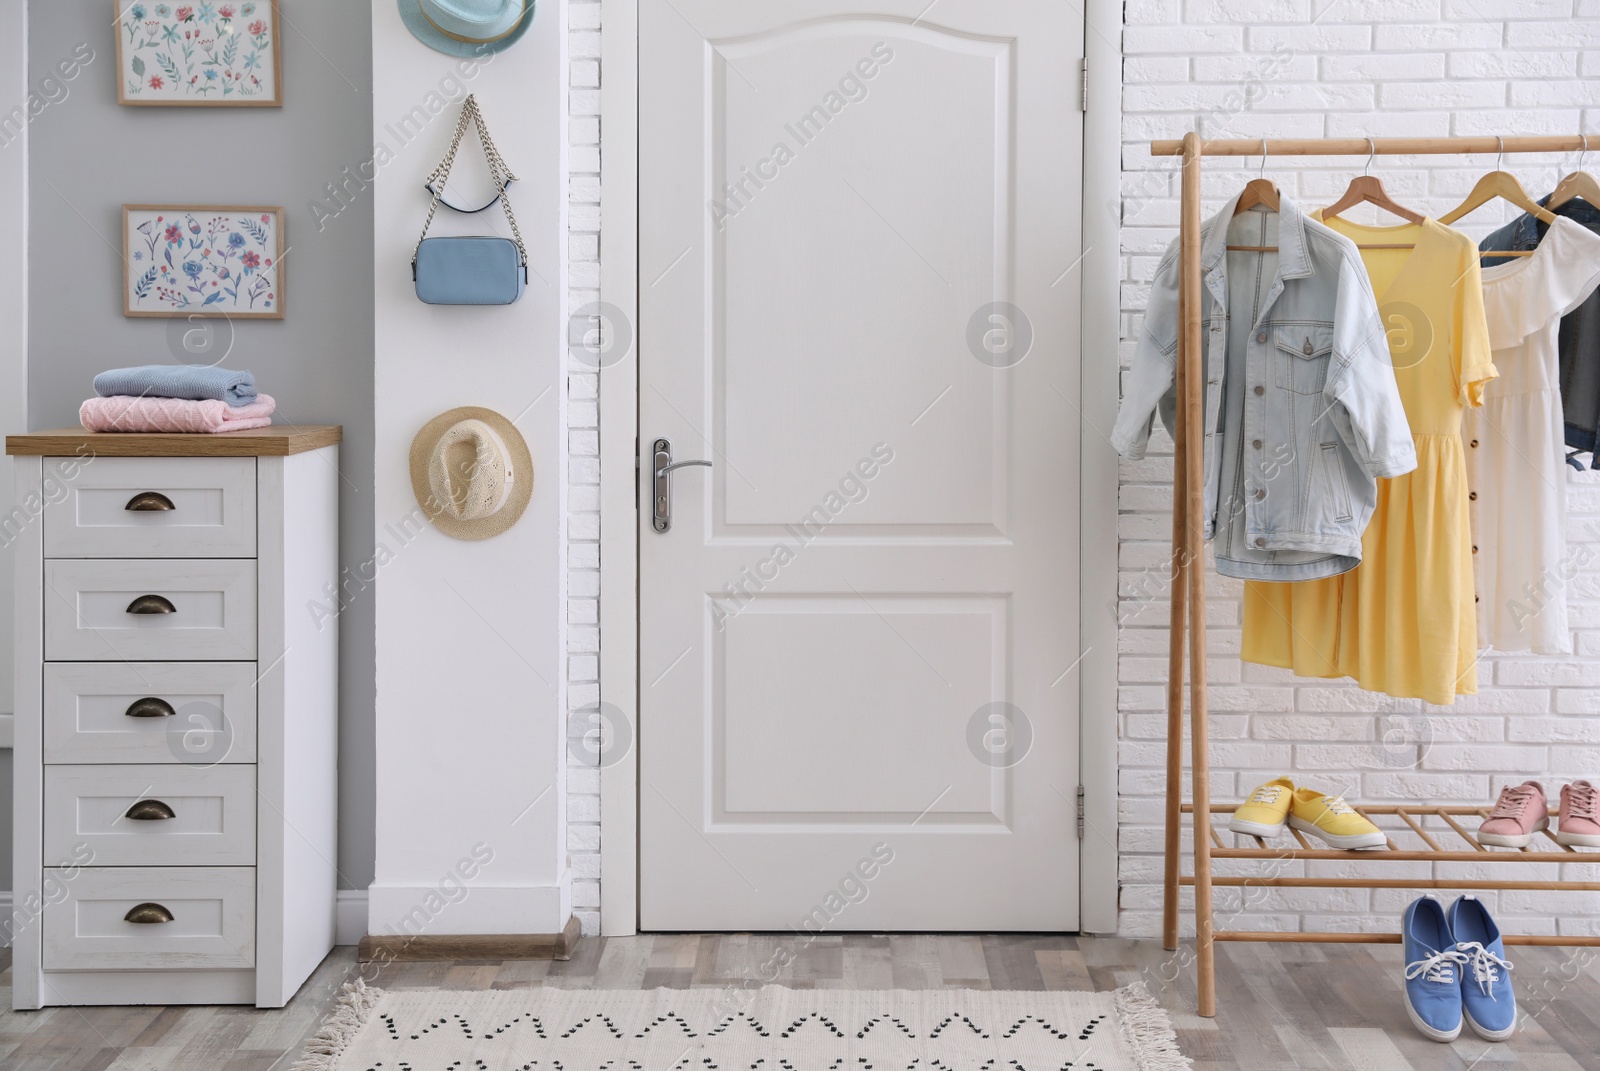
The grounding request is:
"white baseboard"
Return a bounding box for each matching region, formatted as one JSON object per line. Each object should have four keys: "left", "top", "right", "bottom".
{"left": 336, "top": 889, "right": 368, "bottom": 946}
{"left": 1, "top": 889, "right": 365, "bottom": 949}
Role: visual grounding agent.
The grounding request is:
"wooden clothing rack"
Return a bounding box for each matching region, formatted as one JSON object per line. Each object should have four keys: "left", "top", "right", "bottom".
{"left": 1147, "top": 133, "right": 1600, "bottom": 1017}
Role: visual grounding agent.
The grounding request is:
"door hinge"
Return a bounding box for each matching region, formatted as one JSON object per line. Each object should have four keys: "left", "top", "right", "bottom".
{"left": 1079, "top": 58, "right": 1088, "bottom": 113}
{"left": 1075, "top": 785, "right": 1086, "bottom": 839}
{"left": 634, "top": 437, "right": 640, "bottom": 508}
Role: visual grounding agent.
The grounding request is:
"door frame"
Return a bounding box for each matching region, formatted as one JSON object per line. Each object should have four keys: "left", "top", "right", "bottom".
{"left": 596, "top": 0, "right": 1124, "bottom": 937}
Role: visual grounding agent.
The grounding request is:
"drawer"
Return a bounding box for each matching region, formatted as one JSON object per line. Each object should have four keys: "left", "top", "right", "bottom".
{"left": 43, "top": 866, "right": 255, "bottom": 970}
{"left": 45, "top": 457, "right": 256, "bottom": 558}
{"left": 44, "top": 662, "right": 258, "bottom": 764}
{"left": 44, "top": 765, "right": 256, "bottom": 867}
{"left": 45, "top": 559, "right": 257, "bottom": 661}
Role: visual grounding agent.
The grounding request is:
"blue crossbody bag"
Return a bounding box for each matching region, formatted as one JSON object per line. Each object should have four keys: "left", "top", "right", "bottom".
{"left": 412, "top": 95, "right": 527, "bottom": 306}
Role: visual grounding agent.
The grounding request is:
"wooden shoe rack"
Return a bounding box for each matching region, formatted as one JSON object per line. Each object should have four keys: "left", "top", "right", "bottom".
{"left": 1150, "top": 133, "right": 1600, "bottom": 1017}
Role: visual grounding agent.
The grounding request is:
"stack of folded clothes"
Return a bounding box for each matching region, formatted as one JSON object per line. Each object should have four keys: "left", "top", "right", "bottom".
{"left": 81, "top": 365, "right": 276, "bottom": 434}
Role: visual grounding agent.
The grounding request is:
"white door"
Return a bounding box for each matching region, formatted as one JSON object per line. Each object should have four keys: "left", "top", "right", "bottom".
{"left": 639, "top": 0, "right": 1085, "bottom": 931}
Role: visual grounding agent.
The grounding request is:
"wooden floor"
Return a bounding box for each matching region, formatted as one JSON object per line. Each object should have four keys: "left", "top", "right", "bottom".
{"left": 3, "top": 934, "right": 1599, "bottom": 1070}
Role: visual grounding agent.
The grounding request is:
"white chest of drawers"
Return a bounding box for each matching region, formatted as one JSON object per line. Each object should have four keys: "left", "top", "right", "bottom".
{"left": 7, "top": 427, "right": 341, "bottom": 1009}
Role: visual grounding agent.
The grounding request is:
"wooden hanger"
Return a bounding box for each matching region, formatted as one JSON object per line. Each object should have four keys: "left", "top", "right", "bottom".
{"left": 1227, "top": 140, "right": 1281, "bottom": 252}
{"left": 1548, "top": 134, "right": 1600, "bottom": 210}
{"left": 1440, "top": 137, "right": 1558, "bottom": 241}
{"left": 1233, "top": 179, "right": 1280, "bottom": 215}
{"left": 1322, "top": 139, "right": 1424, "bottom": 225}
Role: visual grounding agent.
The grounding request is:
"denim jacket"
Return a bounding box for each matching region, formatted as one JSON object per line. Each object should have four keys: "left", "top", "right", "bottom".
{"left": 1111, "top": 192, "right": 1417, "bottom": 581}
{"left": 1480, "top": 194, "right": 1600, "bottom": 467}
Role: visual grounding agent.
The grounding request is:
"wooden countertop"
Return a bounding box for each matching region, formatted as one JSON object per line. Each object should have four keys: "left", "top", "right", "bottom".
{"left": 6, "top": 426, "right": 342, "bottom": 457}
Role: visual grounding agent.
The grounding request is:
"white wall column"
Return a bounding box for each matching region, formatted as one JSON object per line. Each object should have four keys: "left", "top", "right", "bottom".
{"left": 369, "top": 0, "right": 569, "bottom": 939}
{"left": 0, "top": 0, "right": 28, "bottom": 753}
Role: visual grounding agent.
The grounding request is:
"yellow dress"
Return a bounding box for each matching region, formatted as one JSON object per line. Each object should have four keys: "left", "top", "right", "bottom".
{"left": 1242, "top": 217, "right": 1495, "bottom": 705}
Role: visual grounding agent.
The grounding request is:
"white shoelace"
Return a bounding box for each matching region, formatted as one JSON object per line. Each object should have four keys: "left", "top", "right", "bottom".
{"left": 1405, "top": 947, "right": 1468, "bottom": 985}
{"left": 1247, "top": 785, "right": 1285, "bottom": 806}
{"left": 1456, "top": 941, "right": 1514, "bottom": 997}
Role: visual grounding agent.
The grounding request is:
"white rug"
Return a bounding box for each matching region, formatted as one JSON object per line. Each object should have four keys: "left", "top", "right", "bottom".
{"left": 291, "top": 980, "right": 1190, "bottom": 1071}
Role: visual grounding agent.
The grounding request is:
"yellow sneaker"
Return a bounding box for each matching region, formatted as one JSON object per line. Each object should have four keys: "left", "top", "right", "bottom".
{"left": 1229, "top": 777, "right": 1295, "bottom": 837}
{"left": 1290, "top": 788, "right": 1388, "bottom": 850}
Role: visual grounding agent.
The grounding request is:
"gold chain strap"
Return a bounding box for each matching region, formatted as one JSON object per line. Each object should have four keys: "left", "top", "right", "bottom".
{"left": 412, "top": 94, "right": 527, "bottom": 266}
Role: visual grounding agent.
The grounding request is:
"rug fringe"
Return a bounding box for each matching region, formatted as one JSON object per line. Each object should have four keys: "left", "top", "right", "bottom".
{"left": 1114, "top": 981, "right": 1193, "bottom": 1071}
{"left": 288, "top": 977, "right": 385, "bottom": 1071}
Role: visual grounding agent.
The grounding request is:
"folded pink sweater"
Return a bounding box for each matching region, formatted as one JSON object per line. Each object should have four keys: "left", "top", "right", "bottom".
{"left": 80, "top": 394, "right": 277, "bottom": 434}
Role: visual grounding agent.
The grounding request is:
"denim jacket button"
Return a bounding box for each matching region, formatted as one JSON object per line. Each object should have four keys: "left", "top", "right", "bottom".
{"left": 1255, "top": 331, "right": 1267, "bottom": 343}
{"left": 1255, "top": 489, "right": 1266, "bottom": 500}
{"left": 1252, "top": 439, "right": 1263, "bottom": 449}
{"left": 1254, "top": 537, "right": 1266, "bottom": 548}
{"left": 1253, "top": 385, "right": 1264, "bottom": 395}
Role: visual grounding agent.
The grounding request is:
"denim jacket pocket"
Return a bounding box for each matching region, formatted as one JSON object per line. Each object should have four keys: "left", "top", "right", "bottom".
{"left": 1272, "top": 322, "right": 1335, "bottom": 396}
{"left": 1314, "top": 441, "right": 1354, "bottom": 522}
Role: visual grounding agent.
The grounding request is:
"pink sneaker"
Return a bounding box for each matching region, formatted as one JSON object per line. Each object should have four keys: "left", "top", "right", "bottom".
{"left": 1478, "top": 781, "right": 1549, "bottom": 848}
{"left": 1557, "top": 781, "right": 1600, "bottom": 848}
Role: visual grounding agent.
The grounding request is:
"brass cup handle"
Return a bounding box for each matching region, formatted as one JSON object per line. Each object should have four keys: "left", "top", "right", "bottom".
{"left": 125, "top": 697, "right": 177, "bottom": 718}
{"left": 125, "top": 799, "right": 177, "bottom": 821}
{"left": 124, "top": 903, "right": 175, "bottom": 924}
{"left": 125, "top": 595, "right": 177, "bottom": 615}
{"left": 125, "top": 491, "right": 176, "bottom": 512}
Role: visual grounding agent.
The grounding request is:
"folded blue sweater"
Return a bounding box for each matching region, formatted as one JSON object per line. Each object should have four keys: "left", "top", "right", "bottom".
{"left": 94, "top": 365, "right": 258, "bottom": 407}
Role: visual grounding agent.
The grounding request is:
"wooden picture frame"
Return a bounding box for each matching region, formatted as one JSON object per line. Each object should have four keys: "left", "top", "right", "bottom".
{"left": 123, "top": 204, "right": 286, "bottom": 319}
{"left": 115, "top": 1, "right": 283, "bottom": 107}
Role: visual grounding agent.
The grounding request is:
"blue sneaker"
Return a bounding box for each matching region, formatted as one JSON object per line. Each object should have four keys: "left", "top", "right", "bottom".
{"left": 1402, "top": 895, "right": 1468, "bottom": 1042}
{"left": 1448, "top": 894, "right": 1517, "bottom": 1041}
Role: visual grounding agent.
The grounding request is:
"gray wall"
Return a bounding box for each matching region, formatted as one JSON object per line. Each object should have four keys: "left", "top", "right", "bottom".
{"left": 15, "top": 3, "right": 375, "bottom": 893}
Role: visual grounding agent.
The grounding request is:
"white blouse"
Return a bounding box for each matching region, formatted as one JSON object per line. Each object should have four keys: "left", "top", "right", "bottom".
{"left": 1466, "top": 215, "right": 1600, "bottom": 654}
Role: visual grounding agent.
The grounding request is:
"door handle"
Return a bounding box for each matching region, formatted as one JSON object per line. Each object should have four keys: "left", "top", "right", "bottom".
{"left": 652, "top": 438, "right": 712, "bottom": 533}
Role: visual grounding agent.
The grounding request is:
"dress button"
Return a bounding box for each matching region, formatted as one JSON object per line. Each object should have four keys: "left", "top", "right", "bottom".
{"left": 1470, "top": 439, "right": 1479, "bottom": 448}
{"left": 1469, "top": 491, "right": 1477, "bottom": 501}
{"left": 1472, "top": 545, "right": 1479, "bottom": 554}
{"left": 1253, "top": 385, "right": 1264, "bottom": 395}
{"left": 1252, "top": 439, "right": 1263, "bottom": 449}
{"left": 1255, "top": 537, "right": 1267, "bottom": 548}
{"left": 1256, "top": 331, "right": 1267, "bottom": 343}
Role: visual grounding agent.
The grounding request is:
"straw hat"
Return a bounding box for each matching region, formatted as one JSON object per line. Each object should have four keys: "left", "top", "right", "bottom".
{"left": 398, "top": 0, "right": 535, "bottom": 58}
{"left": 409, "top": 407, "right": 532, "bottom": 540}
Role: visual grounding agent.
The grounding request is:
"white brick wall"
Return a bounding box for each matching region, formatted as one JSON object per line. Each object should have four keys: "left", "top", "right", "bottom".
{"left": 1119, "top": 4, "right": 1600, "bottom": 939}
{"left": 566, "top": 0, "right": 603, "bottom": 937}
{"left": 569, "top": 1, "right": 1600, "bottom": 939}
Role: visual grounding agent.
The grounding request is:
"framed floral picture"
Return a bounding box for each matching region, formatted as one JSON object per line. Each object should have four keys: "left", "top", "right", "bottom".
{"left": 124, "top": 205, "right": 285, "bottom": 319}
{"left": 115, "top": 1, "right": 282, "bottom": 106}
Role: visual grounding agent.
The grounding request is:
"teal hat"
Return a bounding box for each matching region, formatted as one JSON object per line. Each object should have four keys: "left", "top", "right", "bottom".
{"left": 398, "top": 0, "right": 534, "bottom": 58}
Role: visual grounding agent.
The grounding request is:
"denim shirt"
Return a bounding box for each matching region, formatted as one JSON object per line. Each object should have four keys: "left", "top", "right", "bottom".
{"left": 1111, "top": 192, "right": 1417, "bottom": 581}
{"left": 1480, "top": 195, "right": 1600, "bottom": 466}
